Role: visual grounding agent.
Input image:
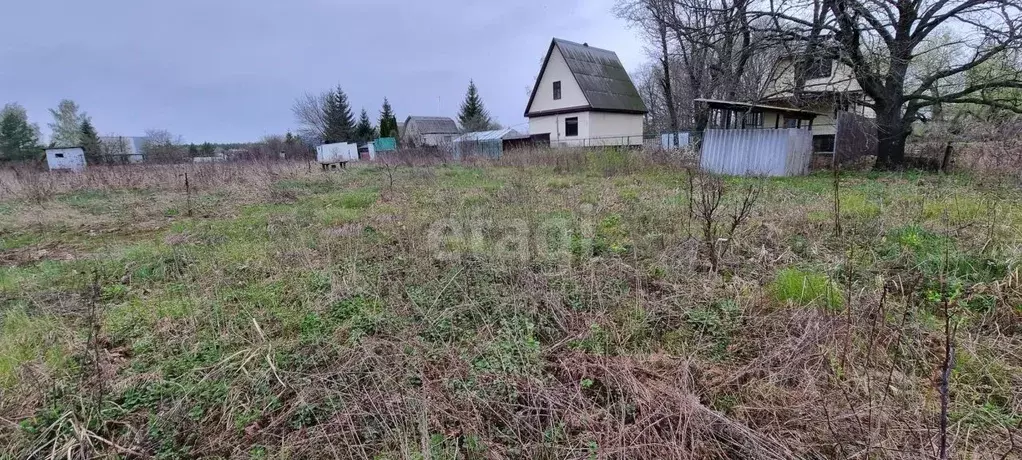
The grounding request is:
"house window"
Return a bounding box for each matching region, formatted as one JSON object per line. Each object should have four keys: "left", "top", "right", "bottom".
{"left": 813, "top": 134, "right": 836, "bottom": 153}
{"left": 564, "top": 117, "right": 578, "bottom": 137}
{"left": 553, "top": 81, "right": 562, "bottom": 100}
{"left": 797, "top": 58, "right": 833, "bottom": 80}
{"left": 55, "top": 153, "right": 65, "bottom": 158}
{"left": 784, "top": 118, "right": 799, "bottom": 128}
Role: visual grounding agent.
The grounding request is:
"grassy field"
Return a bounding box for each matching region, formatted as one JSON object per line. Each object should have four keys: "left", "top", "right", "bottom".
{"left": 0, "top": 154, "right": 1020, "bottom": 459}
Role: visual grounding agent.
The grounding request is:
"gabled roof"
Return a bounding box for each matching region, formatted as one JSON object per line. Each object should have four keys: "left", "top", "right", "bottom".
{"left": 525, "top": 38, "right": 648, "bottom": 117}
{"left": 404, "top": 116, "right": 459, "bottom": 135}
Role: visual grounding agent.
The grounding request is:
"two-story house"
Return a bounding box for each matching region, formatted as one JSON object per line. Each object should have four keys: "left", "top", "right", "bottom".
{"left": 524, "top": 38, "right": 648, "bottom": 147}
{"left": 698, "top": 47, "right": 875, "bottom": 155}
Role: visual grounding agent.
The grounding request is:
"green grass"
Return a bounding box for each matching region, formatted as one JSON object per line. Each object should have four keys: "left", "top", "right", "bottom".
{"left": 0, "top": 307, "right": 70, "bottom": 388}
{"left": 771, "top": 267, "right": 844, "bottom": 310}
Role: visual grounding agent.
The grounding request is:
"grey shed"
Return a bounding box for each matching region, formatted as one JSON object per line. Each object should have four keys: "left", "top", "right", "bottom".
{"left": 404, "top": 116, "right": 460, "bottom": 134}
{"left": 524, "top": 38, "right": 648, "bottom": 116}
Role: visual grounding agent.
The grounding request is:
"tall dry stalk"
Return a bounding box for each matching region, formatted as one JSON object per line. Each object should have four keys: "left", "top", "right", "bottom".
{"left": 938, "top": 210, "right": 956, "bottom": 460}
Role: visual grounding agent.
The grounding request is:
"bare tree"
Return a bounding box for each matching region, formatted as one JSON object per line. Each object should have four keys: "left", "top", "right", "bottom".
{"left": 99, "top": 135, "right": 132, "bottom": 165}
{"left": 292, "top": 92, "right": 329, "bottom": 144}
{"left": 752, "top": 0, "right": 1022, "bottom": 168}
{"left": 142, "top": 129, "right": 185, "bottom": 163}
{"left": 618, "top": 0, "right": 776, "bottom": 134}
{"left": 618, "top": 0, "right": 682, "bottom": 137}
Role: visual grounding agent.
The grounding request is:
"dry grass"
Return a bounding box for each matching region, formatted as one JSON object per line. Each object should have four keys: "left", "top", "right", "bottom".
{"left": 0, "top": 152, "right": 1020, "bottom": 459}
{"left": 0, "top": 160, "right": 311, "bottom": 202}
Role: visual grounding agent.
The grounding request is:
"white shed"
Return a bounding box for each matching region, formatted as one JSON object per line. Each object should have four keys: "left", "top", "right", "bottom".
{"left": 316, "top": 142, "right": 358, "bottom": 164}
{"left": 45, "top": 147, "right": 87, "bottom": 172}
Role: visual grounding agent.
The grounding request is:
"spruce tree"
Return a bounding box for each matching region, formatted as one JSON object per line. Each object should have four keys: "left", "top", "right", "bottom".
{"left": 355, "top": 109, "right": 377, "bottom": 144}
{"left": 378, "top": 98, "right": 399, "bottom": 138}
{"left": 322, "top": 86, "right": 355, "bottom": 144}
{"left": 457, "top": 80, "right": 494, "bottom": 132}
{"left": 79, "top": 118, "right": 102, "bottom": 164}
{"left": 0, "top": 103, "right": 42, "bottom": 161}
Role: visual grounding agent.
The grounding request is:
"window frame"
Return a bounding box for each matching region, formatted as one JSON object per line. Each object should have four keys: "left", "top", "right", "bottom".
{"left": 553, "top": 81, "right": 562, "bottom": 100}
{"left": 564, "top": 117, "right": 579, "bottom": 137}
{"left": 54, "top": 153, "right": 65, "bottom": 158}
{"left": 812, "top": 134, "right": 836, "bottom": 153}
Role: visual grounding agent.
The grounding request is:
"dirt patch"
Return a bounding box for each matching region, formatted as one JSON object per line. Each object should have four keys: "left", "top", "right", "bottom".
{"left": 1, "top": 241, "right": 78, "bottom": 266}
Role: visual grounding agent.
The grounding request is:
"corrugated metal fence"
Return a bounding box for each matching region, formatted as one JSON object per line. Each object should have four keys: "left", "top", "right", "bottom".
{"left": 699, "top": 128, "right": 813, "bottom": 176}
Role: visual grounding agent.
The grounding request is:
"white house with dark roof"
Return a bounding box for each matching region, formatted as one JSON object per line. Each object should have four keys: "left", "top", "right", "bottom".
{"left": 525, "top": 38, "right": 648, "bottom": 147}
{"left": 402, "top": 116, "right": 460, "bottom": 148}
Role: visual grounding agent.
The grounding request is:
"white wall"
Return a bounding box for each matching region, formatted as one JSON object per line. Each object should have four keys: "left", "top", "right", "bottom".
{"left": 588, "top": 112, "right": 644, "bottom": 146}
{"left": 529, "top": 111, "right": 644, "bottom": 147}
{"left": 527, "top": 46, "right": 588, "bottom": 114}
{"left": 769, "top": 57, "right": 863, "bottom": 97}
{"left": 46, "top": 148, "right": 86, "bottom": 172}
{"left": 529, "top": 111, "right": 590, "bottom": 147}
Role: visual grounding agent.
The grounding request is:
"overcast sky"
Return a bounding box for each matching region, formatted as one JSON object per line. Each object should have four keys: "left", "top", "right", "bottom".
{"left": 0, "top": 0, "right": 646, "bottom": 143}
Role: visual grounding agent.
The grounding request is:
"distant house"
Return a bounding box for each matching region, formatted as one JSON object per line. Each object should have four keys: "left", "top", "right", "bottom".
{"left": 402, "top": 116, "right": 460, "bottom": 148}
{"left": 45, "top": 147, "right": 86, "bottom": 172}
{"left": 99, "top": 136, "right": 146, "bottom": 163}
{"left": 525, "top": 38, "right": 648, "bottom": 148}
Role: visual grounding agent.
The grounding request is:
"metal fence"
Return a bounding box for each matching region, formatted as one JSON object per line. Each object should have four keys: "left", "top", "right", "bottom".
{"left": 699, "top": 128, "right": 813, "bottom": 176}
{"left": 547, "top": 135, "right": 649, "bottom": 148}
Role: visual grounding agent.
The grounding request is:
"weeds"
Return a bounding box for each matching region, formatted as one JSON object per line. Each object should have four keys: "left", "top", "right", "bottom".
{"left": 0, "top": 158, "right": 1020, "bottom": 458}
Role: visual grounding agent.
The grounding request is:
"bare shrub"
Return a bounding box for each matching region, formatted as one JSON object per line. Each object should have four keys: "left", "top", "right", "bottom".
{"left": 692, "top": 173, "right": 761, "bottom": 272}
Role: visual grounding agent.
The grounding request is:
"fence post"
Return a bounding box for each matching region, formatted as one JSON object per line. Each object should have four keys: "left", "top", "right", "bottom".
{"left": 184, "top": 172, "right": 192, "bottom": 217}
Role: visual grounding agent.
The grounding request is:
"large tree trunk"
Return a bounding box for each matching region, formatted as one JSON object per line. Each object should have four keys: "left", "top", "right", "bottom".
{"left": 874, "top": 104, "right": 908, "bottom": 170}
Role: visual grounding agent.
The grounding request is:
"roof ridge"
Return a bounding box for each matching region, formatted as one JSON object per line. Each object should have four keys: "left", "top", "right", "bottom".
{"left": 553, "top": 37, "right": 616, "bottom": 54}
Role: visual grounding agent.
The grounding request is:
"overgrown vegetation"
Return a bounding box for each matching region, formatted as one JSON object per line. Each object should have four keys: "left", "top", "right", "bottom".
{"left": 0, "top": 153, "right": 1020, "bottom": 458}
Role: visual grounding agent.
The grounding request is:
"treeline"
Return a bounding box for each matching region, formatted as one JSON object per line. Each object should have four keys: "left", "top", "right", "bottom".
{"left": 292, "top": 80, "right": 501, "bottom": 145}
{"left": 0, "top": 98, "right": 316, "bottom": 166}
{"left": 293, "top": 87, "right": 399, "bottom": 145}
{"left": 0, "top": 100, "right": 101, "bottom": 164}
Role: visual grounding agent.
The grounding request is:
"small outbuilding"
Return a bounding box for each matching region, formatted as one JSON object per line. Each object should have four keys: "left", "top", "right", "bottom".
{"left": 452, "top": 128, "right": 526, "bottom": 159}
{"left": 45, "top": 147, "right": 87, "bottom": 172}
{"left": 402, "top": 116, "right": 460, "bottom": 148}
